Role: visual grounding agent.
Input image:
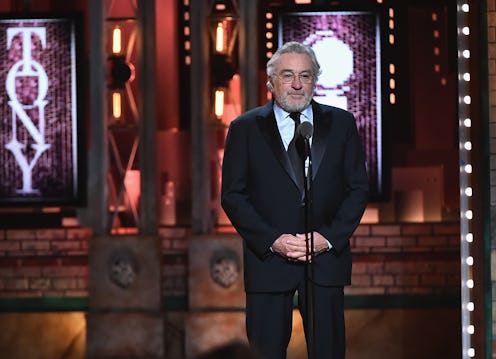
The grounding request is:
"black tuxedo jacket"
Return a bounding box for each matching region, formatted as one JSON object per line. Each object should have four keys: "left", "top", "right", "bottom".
{"left": 221, "top": 100, "right": 369, "bottom": 292}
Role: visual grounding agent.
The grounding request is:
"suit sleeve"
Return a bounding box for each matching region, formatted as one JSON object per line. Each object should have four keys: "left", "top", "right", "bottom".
{"left": 319, "top": 115, "right": 369, "bottom": 254}
{"left": 221, "top": 119, "right": 282, "bottom": 259}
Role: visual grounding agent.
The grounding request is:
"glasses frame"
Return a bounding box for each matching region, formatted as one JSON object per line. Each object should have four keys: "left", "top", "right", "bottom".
{"left": 273, "top": 71, "right": 315, "bottom": 84}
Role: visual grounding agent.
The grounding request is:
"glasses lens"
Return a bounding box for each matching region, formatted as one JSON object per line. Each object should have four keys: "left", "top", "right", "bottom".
{"left": 278, "top": 73, "right": 313, "bottom": 83}
{"left": 300, "top": 74, "right": 312, "bottom": 83}
{"left": 280, "top": 73, "right": 294, "bottom": 83}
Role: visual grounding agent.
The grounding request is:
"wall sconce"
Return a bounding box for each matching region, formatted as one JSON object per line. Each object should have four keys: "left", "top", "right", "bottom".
{"left": 208, "top": 0, "right": 239, "bottom": 56}
{"left": 105, "top": 10, "right": 140, "bottom": 233}
{"left": 207, "top": 0, "right": 239, "bottom": 121}
{"left": 108, "top": 24, "right": 135, "bottom": 121}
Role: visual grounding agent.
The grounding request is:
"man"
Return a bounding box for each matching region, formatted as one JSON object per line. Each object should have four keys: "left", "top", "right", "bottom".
{"left": 221, "top": 41, "right": 369, "bottom": 359}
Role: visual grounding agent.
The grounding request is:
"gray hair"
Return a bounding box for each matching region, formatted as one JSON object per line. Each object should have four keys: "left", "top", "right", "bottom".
{"left": 266, "top": 41, "right": 322, "bottom": 79}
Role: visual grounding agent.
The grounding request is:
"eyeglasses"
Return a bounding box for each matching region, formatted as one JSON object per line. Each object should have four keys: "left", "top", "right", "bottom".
{"left": 274, "top": 72, "right": 314, "bottom": 84}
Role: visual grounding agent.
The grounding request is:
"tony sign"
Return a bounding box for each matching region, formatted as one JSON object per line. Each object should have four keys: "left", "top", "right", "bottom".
{"left": 0, "top": 17, "right": 81, "bottom": 205}
{"left": 5, "top": 26, "right": 51, "bottom": 194}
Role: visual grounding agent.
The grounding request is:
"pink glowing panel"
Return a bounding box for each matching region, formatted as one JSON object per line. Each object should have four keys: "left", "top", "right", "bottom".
{"left": 278, "top": 11, "right": 383, "bottom": 199}
{"left": 0, "top": 15, "right": 85, "bottom": 206}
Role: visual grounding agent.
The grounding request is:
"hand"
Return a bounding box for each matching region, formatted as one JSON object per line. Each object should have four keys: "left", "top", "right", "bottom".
{"left": 271, "top": 233, "right": 308, "bottom": 260}
{"left": 271, "top": 232, "right": 329, "bottom": 262}
{"left": 294, "top": 232, "right": 330, "bottom": 262}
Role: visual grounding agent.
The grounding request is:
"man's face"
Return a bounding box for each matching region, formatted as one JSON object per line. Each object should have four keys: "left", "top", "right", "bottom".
{"left": 269, "top": 52, "right": 315, "bottom": 113}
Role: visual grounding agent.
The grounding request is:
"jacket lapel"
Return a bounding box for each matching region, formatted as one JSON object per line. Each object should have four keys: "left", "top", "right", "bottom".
{"left": 310, "top": 101, "right": 332, "bottom": 180}
{"left": 256, "top": 102, "right": 301, "bottom": 190}
{"left": 256, "top": 101, "right": 333, "bottom": 190}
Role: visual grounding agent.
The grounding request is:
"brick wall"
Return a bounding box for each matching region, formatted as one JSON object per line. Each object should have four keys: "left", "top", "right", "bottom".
{"left": 0, "top": 228, "right": 90, "bottom": 298}
{"left": 349, "top": 223, "right": 459, "bottom": 296}
{"left": 0, "top": 223, "right": 460, "bottom": 302}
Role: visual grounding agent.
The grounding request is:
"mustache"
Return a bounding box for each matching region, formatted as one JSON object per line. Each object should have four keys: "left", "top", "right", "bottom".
{"left": 287, "top": 90, "right": 305, "bottom": 95}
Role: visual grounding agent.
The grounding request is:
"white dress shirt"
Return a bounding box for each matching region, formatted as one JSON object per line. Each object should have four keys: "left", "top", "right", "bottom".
{"left": 273, "top": 103, "right": 313, "bottom": 150}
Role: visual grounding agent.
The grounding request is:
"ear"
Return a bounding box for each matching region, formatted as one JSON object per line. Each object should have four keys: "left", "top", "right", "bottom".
{"left": 266, "top": 80, "right": 274, "bottom": 92}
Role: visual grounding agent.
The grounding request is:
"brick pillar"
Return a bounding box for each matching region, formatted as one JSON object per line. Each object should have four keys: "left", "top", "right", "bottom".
{"left": 86, "top": 236, "right": 164, "bottom": 359}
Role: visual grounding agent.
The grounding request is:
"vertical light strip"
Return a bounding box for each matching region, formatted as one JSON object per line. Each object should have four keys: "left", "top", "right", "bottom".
{"left": 457, "top": 1, "right": 474, "bottom": 358}
{"left": 265, "top": 11, "right": 274, "bottom": 60}
{"left": 183, "top": 0, "right": 191, "bottom": 65}
{"left": 265, "top": 11, "right": 274, "bottom": 101}
{"left": 388, "top": 7, "right": 395, "bottom": 45}
{"left": 388, "top": 7, "right": 396, "bottom": 105}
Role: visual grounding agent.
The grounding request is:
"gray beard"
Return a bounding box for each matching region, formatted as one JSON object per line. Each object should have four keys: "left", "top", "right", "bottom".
{"left": 275, "top": 93, "right": 313, "bottom": 112}
{"left": 275, "top": 93, "right": 313, "bottom": 113}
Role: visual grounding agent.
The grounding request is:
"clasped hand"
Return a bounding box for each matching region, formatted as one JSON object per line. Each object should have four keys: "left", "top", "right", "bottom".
{"left": 271, "top": 232, "right": 329, "bottom": 262}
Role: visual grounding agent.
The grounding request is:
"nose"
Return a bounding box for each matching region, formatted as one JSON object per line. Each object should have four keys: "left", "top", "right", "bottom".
{"left": 291, "top": 75, "right": 303, "bottom": 88}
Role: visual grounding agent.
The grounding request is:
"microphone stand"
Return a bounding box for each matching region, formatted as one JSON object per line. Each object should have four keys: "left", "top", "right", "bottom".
{"left": 302, "top": 135, "right": 315, "bottom": 359}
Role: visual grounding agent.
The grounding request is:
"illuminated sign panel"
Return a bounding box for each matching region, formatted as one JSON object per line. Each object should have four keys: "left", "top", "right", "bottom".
{"left": 278, "top": 11, "right": 384, "bottom": 200}
{"left": 0, "top": 16, "right": 84, "bottom": 205}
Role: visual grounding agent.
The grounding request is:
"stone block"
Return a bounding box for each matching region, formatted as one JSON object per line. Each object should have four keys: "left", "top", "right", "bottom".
{"left": 86, "top": 312, "right": 164, "bottom": 358}
{"left": 89, "top": 236, "right": 162, "bottom": 311}
{"left": 188, "top": 235, "right": 245, "bottom": 309}
{"left": 185, "top": 312, "right": 247, "bottom": 358}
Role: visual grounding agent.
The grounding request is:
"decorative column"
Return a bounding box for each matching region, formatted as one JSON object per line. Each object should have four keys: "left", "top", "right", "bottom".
{"left": 85, "top": 1, "right": 163, "bottom": 358}
{"left": 190, "top": 0, "right": 213, "bottom": 233}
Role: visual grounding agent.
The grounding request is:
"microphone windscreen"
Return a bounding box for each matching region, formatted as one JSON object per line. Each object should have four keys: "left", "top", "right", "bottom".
{"left": 298, "top": 121, "right": 313, "bottom": 139}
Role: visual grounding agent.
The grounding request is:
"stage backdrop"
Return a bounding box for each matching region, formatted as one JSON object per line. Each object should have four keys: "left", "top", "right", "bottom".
{"left": 277, "top": 11, "right": 383, "bottom": 199}
{"left": 0, "top": 16, "right": 84, "bottom": 206}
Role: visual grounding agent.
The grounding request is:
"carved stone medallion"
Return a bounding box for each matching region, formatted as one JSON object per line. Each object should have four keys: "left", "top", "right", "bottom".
{"left": 210, "top": 247, "right": 240, "bottom": 288}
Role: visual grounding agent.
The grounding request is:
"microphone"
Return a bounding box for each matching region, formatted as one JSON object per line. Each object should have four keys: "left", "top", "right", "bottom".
{"left": 296, "top": 122, "right": 313, "bottom": 160}
{"left": 297, "top": 121, "right": 313, "bottom": 139}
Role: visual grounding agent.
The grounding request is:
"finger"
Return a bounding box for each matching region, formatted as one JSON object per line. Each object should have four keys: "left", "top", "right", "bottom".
{"left": 295, "top": 256, "right": 311, "bottom": 263}
{"left": 286, "top": 250, "right": 307, "bottom": 259}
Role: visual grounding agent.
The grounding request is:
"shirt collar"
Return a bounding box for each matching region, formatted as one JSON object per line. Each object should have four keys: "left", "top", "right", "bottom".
{"left": 273, "top": 102, "right": 313, "bottom": 124}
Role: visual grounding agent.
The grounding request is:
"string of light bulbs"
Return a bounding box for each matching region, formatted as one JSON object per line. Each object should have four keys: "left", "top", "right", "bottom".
{"left": 457, "top": 1, "right": 475, "bottom": 358}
